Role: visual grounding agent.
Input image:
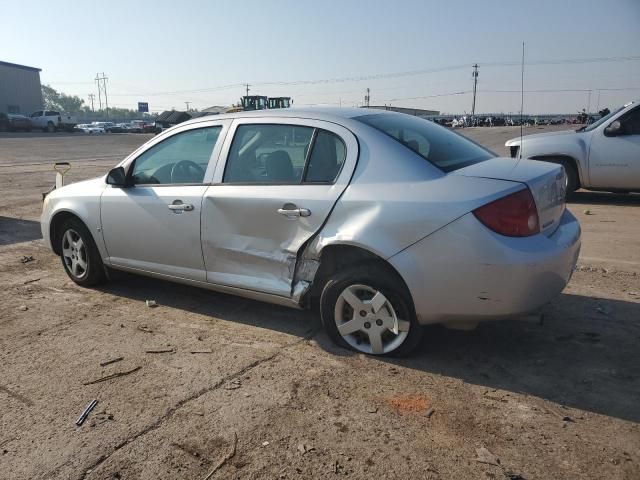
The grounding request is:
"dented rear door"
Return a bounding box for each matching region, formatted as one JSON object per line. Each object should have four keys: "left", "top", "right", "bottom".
{"left": 200, "top": 117, "right": 358, "bottom": 298}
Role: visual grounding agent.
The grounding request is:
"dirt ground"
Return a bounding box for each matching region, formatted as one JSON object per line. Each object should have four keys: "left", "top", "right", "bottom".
{"left": 0, "top": 127, "right": 638, "bottom": 480}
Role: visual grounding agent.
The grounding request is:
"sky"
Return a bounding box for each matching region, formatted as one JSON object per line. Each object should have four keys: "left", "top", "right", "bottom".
{"left": 3, "top": 0, "right": 640, "bottom": 115}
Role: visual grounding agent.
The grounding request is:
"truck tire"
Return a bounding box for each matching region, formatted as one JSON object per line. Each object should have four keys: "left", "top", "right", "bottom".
{"left": 47, "top": 122, "right": 55, "bottom": 133}
{"left": 534, "top": 156, "right": 579, "bottom": 197}
{"left": 563, "top": 161, "right": 579, "bottom": 195}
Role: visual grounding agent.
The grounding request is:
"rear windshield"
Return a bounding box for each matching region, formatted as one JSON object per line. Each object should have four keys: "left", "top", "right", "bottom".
{"left": 355, "top": 113, "right": 494, "bottom": 172}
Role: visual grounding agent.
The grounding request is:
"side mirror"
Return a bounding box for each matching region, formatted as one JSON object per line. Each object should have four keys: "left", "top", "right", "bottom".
{"left": 106, "top": 166, "right": 127, "bottom": 187}
{"left": 604, "top": 120, "right": 623, "bottom": 137}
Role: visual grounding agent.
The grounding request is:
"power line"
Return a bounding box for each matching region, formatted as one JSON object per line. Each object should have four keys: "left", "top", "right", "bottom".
{"left": 82, "top": 55, "right": 640, "bottom": 98}
{"left": 387, "top": 91, "right": 471, "bottom": 102}
{"left": 479, "top": 87, "right": 640, "bottom": 93}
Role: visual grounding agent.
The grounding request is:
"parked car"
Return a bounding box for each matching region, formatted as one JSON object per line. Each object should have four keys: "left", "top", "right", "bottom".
{"left": 107, "top": 123, "right": 130, "bottom": 133}
{"left": 78, "top": 124, "right": 105, "bottom": 134}
{"left": 41, "top": 108, "right": 580, "bottom": 356}
{"left": 506, "top": 100, "right": 640, "bottom": 194}
{"left": 7, "top": 114, "right": 33, "bottom": 132}
{"left": 30, "top": 110, "right": 77, "bottom": 132}
{"left": 0, "top": 112, "right": 9, "bottom": 131}
{"left": 143, "top": 122, "right": 156, "bottom": 133}
{"left": 129, "top": 120, "right": 145, "bottom": 133}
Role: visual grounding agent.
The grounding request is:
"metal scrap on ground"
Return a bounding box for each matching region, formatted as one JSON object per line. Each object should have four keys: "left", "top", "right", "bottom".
{"left": 75, "top": 399, "right": 98, "bottom": 426}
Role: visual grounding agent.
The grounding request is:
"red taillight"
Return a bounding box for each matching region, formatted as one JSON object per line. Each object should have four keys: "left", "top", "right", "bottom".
{"left": 473, "top": 188, "right": 539, "bottom": 237}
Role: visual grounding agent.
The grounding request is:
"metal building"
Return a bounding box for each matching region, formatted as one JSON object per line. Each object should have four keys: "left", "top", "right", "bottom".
{"left": 0, "top": 60, "right": 43, "bottom": 115}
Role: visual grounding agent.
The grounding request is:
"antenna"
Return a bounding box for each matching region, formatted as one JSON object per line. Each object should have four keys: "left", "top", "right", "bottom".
{"left": 519, "top": 42, "right": 525, "bottom": 159}
{"left": 471, "top": 64, "right": 479, "bottom": 119}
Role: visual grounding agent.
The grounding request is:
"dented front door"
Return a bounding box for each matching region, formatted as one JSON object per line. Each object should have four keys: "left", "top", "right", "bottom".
{"left": 200, "top": 118, "right": 358, "bottom": 298}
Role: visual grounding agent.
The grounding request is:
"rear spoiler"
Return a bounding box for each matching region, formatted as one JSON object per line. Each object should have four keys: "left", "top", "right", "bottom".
{"left": 42, "top": 162, "right": 71, "bottom": 201}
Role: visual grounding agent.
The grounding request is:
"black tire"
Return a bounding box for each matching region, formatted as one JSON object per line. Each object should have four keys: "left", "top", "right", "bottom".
{"left": 47, "top": 122, "right": 55, "bottom": 133}
{"left": 319, "top": 263, "right": 423, "bottom": 357}
{"left": 58, "top": 218, "right": 107, "bottom": 286}
{"left": 561, "top": 160, "right": 579, "bottom": 195}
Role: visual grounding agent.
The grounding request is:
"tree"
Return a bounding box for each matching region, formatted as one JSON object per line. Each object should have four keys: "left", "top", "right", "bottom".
{"left": 42, "top": 85, "right": 85, "bottom": 114}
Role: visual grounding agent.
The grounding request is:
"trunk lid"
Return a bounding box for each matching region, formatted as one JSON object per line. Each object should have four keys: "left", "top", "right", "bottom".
{"left": 452, "top": 157, "right": 566, "bottom": 236}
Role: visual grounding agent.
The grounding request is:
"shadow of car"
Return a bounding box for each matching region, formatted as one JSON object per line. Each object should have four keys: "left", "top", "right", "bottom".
{"left": 0, "top": 216, "right": 42, "bottom": 246}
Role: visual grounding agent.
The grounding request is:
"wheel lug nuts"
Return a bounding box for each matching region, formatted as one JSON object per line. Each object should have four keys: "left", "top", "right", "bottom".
{"left": 376, "top": 319, "right": 383, "bottom": 326}
{"left": 359, "top": 310, "right": 367, "bottom": 317}
{"left": 364, "top": 321, "right": 371, "bottom": 329}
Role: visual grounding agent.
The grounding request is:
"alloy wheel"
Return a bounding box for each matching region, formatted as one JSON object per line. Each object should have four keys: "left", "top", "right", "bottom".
{"left": 334, "top": 284, "right": 410, "bottom": 355}
{"left": 61, "top": 229, "right": 88, "bottom": 279}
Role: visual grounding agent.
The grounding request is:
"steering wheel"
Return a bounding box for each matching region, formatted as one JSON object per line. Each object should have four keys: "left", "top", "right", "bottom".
{"left": 170, "top": 160, "right": 205, "bottom": 183}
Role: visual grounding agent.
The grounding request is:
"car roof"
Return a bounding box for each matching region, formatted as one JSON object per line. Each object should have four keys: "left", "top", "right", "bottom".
{"left": 177, "top": 106, "right": 376, "bottom": 128}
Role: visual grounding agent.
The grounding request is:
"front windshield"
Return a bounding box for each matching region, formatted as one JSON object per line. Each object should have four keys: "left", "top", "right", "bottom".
{"left": 581, "top": 106, "right": 625, "bottom": 132}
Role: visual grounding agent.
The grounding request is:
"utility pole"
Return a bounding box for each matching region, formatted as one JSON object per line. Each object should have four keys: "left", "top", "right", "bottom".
{"left": 95, "top": 75, "right": 102, "bottom": 111}
{"left": 185, "top": 101, "right": 191, "bottom": 111}
{"left": 88, "top": 93, "right": 95, "bottom": 112}
{"left": 471, "top": 64, "right": 479, "bottom": 118}
{"left": 95, "top": 73, "right": 109, "bottom": 118}
{"left": 365, "top": 87, "right": 370, "bottom": 107}
{"left": 245, "top": 83, "right": 250, "bottom": 97}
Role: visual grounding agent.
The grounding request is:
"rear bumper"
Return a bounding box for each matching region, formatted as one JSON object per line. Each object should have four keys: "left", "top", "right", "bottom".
{"left": 389, "top": 209, "right": 581, "bottom": 325}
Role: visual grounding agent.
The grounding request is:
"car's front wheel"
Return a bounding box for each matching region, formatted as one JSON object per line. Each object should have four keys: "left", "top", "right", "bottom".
{"left": 319, "top": 264, "right": 423, "bottom": 356}
{"left": 59, "top": 218, "right": 106, "bottom": 286}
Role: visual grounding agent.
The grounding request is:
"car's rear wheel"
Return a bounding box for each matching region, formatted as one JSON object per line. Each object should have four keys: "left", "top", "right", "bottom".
{"left": 59, "top": 218, "right": 106, "bottom": 286}
{"left": 47, "top": 122, "right": 55, "bottom": 133}
{"left": 319, "top": 264, "right": 423, "bottom": 356}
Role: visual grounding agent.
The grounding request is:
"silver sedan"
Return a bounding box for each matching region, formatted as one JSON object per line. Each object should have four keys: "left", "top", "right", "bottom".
{"left": 41, "top": 108, "right": 581, "bottom": 356}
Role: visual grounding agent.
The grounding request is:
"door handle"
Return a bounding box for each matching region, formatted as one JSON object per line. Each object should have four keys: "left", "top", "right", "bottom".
{"left": 277, "top": 207, "right": 311, "bottom": 218}
{"left": 168, "top": 202, "right": 194, "bottom": 212}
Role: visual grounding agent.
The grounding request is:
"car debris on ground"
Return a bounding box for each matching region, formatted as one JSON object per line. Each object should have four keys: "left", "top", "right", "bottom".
{"left": 76, "top": 399, "right": 98, "bottom": 426}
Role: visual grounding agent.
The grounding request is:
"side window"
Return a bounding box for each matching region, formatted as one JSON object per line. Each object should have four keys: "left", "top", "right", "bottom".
{"left": 620, "top": 107, "right": 640, "bottom": 135}
{"left": 31, "top": 111, "right": 42, "bottom": 118}
{"left": 131, "top": 127, "right": 221, "bottom": 185}
{"left": 223, "top": 124, "right": 313, "bottom": 184}
{"left": 304, "top": 130, "right": 347, "bottom": 183}
{"left": 45, "top": 111, "right": 58, "bottom": 116}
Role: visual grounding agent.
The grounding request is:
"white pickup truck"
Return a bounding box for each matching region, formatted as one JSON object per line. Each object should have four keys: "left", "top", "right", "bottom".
{"left": 506, "top": 100, "right": 640, "bottom": 194}
{"left": 29, "top": 110, "right": 77, "bottom": 132}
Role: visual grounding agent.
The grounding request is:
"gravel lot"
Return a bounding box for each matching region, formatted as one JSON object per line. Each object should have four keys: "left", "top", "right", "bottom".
{"left": 1, "top": 128, "right": 638, "bottom": 480}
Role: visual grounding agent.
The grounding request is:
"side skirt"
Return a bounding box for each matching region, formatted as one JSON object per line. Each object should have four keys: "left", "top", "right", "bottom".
{"left": 107, "top": 263, "right": 303, "bottom": 310}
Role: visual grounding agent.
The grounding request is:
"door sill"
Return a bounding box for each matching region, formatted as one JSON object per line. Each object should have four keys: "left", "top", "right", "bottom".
{"left": 107, "top": 263, "right": 302, "bottom": 309}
